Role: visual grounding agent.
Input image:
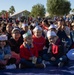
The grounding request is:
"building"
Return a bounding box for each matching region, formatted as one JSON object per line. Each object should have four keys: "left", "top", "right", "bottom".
{"left": 10, "top": 10, "right": 25, "bottom": 19}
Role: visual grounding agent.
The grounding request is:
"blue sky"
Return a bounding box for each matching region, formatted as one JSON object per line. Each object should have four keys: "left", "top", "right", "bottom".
{"left": 0, "top": 0, "right": 74, "bottom": 13}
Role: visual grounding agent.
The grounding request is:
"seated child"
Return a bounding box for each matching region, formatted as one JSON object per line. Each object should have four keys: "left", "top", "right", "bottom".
{"left": 9, "top": 28, "right": 23, "bottom": 65}
{"left": 20, "top": 32, "right": 46, "bottom": 68}
{"left": 32, "top": 26, "right": 46, "bottom": 57}
{"left": 0, "top": 35, "right": 16, "bottom": 69}
{"left": 43, "top": 31, "right": 68, "bottom": 67}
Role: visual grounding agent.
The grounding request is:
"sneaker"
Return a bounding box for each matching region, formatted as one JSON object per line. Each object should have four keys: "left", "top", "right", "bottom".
{"left": 58, "top": 62, "right": 64, "bottom": 68}
{"left": 42, "top": 60, "right": 46, "bottom": 68}
{"left": 6, "top": 64, "right": 16, "bottom": 69}
{"left": 19, "top": 64, "right": 21, "bottom": 69}
{"left": 19, "top": 63, "right": 28, "bottom": 69}
{"left": 42, "top": 63, "right": 46, "bottom": 68}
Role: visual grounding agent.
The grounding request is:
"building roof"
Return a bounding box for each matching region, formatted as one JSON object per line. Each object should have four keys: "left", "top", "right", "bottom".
{"left": 10, "top": 10, "right": 25, "bottom": 17}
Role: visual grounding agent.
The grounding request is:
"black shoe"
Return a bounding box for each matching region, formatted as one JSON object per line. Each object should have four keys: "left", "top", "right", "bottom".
{"left": 0, "top": 65, "right": 5, "bottom": 70}
{"left": 35, "top": 63, "right": 46, "bottom": 68}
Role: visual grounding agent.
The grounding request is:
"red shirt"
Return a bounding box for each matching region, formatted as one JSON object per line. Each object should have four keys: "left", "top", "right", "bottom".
{"left": 20, "top": 44, "right": 38, "bottom": 60}
{"left": 32, "top": 35, "right": 46, "bottom": 51}
{"left": 41, "top": 24, "right": 48, "bottom": 31}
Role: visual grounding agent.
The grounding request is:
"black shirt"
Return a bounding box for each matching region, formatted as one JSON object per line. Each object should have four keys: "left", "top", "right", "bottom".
{"left": 9, "top": 37, "right": 23, "bottom": 54}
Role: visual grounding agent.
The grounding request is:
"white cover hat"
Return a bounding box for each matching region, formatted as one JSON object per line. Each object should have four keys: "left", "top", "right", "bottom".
{"left": 12, "top": 28, "right": 20, "bottom": 33}
{"left": 48, "top": 25, "right": 56, "bottom": 30}
{"left": 0, "top": 35, "right": 8, "bottom": 41}
{"left": 23, "top": 32, "right": 32, "bottom": 39}
{"left": 47, "top": 31, "right": 57, "bottom": 38}
{"left": 22, "top": 23, "right": 28, "bottom": 28}
{"left": 33, "top": 26, "right": 42, "bottom": 32}
{"left": 66, "top": 49, "right": 74, "bottom": 60}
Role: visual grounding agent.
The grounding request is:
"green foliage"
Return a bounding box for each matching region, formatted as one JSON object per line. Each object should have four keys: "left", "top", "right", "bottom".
{"left": 0, "top": 12, "right": 1, "bottom": 16}
{"left": 47, "top": 0, "right": 71, "bottom": 16}
{"left": 0, "top": 6, "right": 15, "bottom": 16}
{"left": 31, "top": 4, "right": 46, "bottom": 17}
{"left": 72, "top": 9, "right": 74, "bottom": 12}
{"left": 0, "top": 10, "right": 7, "bottom": 16}
{"left": 9, "top": 6, "right": 15, "bottom": 15}
{"left": 24, "top": 10, "right": 30, "bottom": 17}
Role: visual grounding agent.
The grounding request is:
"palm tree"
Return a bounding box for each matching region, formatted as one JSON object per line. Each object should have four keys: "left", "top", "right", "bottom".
{"left": 9, "top": 6, "right": 15, "bottom": 15}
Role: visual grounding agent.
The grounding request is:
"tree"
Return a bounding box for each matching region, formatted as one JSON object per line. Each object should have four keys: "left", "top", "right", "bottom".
{"left": 47, "top": 0, "right": 71, "bottom": 16}
{"left": 31, "top": 4, "right": 46, "bottom": 17}
{"left": 24, "top": 10, "right": 30, "bottom": 17}
{"left": 0, "top": 10, "right": 7, "bottom": 17}
{"left": 0, "top": 12, "right": 1, "bottom": 16}
{"left": 72, "top": 9, "right": 74, "bottom": 12}
{"left": 1, "top": 10, "right": 7, "bottom": 15}
{"left": 9, "top": 6, "right": 15, "bottom": 15}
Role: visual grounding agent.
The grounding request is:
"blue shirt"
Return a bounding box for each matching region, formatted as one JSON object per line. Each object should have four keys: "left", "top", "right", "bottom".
{"left": 0, "top": 45, "right": 11, "bottom": 60}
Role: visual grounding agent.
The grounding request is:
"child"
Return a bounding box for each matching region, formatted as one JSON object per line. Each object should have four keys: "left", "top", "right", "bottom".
{"left": 21, "top": 23, "right": 31, "bottom": 36}
{"left": 57, "top": 20, "right": 71, "bottom": 46}
{"left": 0, "top": 34, "right": 15, "bottom": 69}
{"left": 6, "top": 23, "right": 13, "bottom": 40}
{"left": 32, "top": 26, "right": 46, "bottom": 57}
{"left": 9, "top": 28, "right": 23, "bottom": 65}
{"left": 43, "top": 31, "right": 68, "bottom": 67}
{"left": 70, "top": 22, "right": 74, "bottom": 49}
{"left": 20, "top": 32, "right": 46, "bottom": 68}
{"left": 21, "top": 23, "right": 28, "bottom": 35}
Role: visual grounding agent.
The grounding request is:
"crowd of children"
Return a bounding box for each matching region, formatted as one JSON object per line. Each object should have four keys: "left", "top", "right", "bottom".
{"left": 0, "top": 16, "right": 74, "bottom": 69}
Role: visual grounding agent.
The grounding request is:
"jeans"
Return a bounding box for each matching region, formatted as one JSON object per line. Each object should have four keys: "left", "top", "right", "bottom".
{"left": 20, "top": 57, "right": 43, "bottom": 68}
{"left": 39, "top": 49, "right": 47, "bottom": 59}
{"left": 43, "top": 54, "right": 68, "bottom": 66}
